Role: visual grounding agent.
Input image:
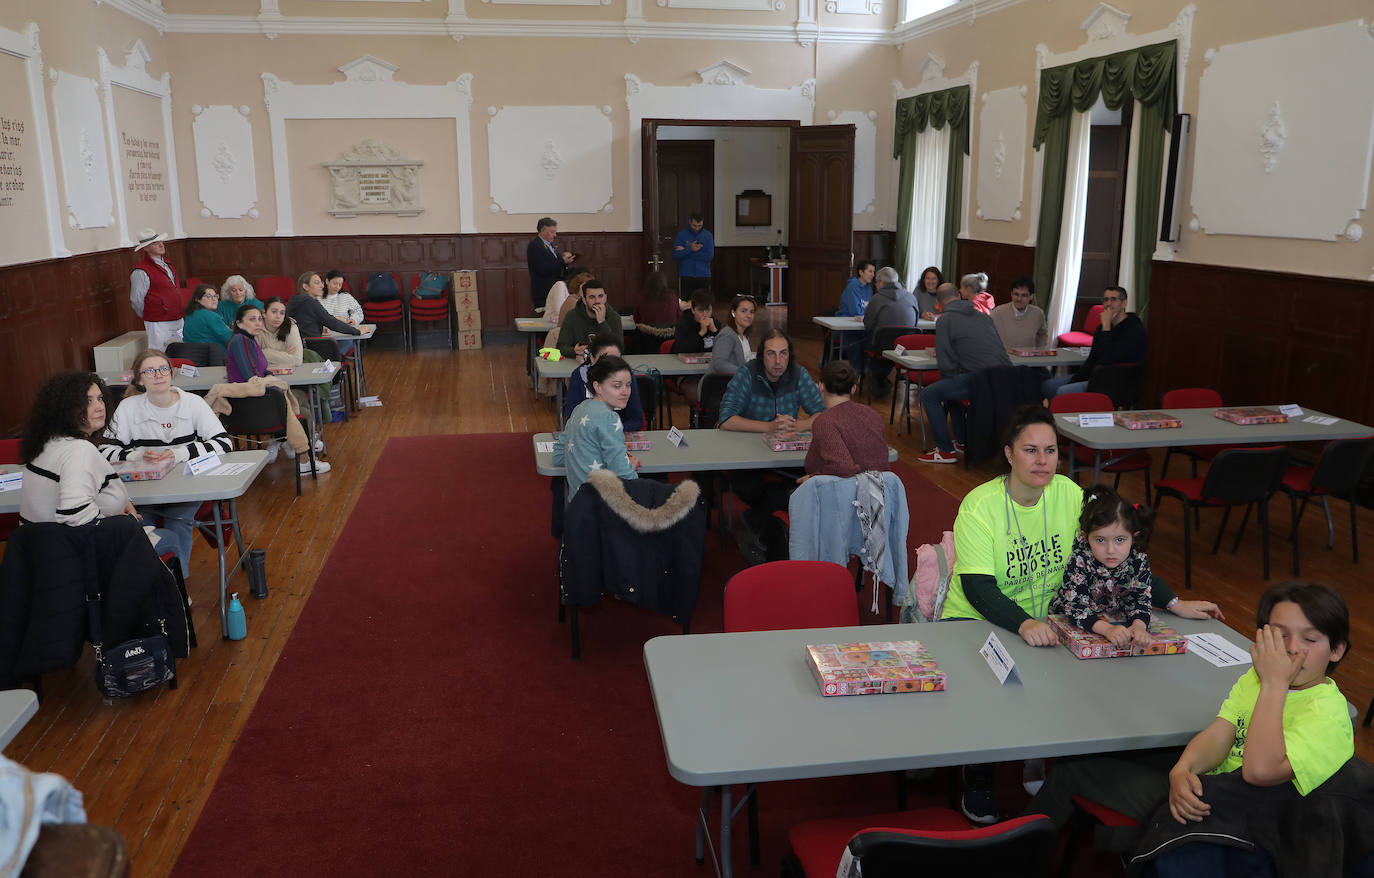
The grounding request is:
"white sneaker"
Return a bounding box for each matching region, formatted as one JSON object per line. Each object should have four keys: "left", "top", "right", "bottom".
{"left": 282, "top": 442, "right": 297, "bottom": 459}
{"left": 299, "top": 458, "right": 331, "bottom": 475}
{"left": 312, "top": 437, "right": 326, "bottom": 453}
{"left": 264, "top": 440, "right": 280, "bottom": 463}
{"left": 1022, "top": 758, "right": 1046, "bottom": 795}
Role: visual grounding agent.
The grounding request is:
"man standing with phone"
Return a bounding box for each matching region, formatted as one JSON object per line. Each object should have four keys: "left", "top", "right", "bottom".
{"left": 528, "top": 217, "right": 574, "bottom": 309}
{"left": 672, "top": 212, "right": 714, "bottom": 298}
{"left": 556, "top": 279, "right": 624, "bottom": 359}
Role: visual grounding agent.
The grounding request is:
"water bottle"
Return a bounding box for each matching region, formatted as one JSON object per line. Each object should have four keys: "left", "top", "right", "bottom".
{"left": 247, "top": 549, "right": 269, "bottom": 599}
{"left": 226, "top": 593, "right": 247, "bottom": 641}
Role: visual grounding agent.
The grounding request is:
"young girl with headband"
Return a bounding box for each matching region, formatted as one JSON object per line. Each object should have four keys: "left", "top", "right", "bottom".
{"left": 1051, "top": 484, "right": 1156, "bottom": 649}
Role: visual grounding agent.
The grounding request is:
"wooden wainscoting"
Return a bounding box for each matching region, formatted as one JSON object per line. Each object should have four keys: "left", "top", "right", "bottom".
{"left": 956, "top": 237, "right": 1036, "bottom": 307}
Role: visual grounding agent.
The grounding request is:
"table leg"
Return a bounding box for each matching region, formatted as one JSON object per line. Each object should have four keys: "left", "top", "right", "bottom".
{"left": 556, "top": 379, "right": 566, "bottom": 429}
{"left": 719, "top": 785, "right": 733, "bottom": 878}
{"left": 1091, "top": 450, "right": 1102, "bottom": 485}
{"left": 695, "top": 788, "right": 710, "bottom": 864}
{"left": 528, "top": 335, "right": 539, "bottom": 392}
{"left": 308, "top": 385, "right": 324, "bottom": 440}
{"left": 213, "top": 501, "right": 229, "bottom": 639}
{"left": 353, "top": 340, "right": 368, "bottom": 398}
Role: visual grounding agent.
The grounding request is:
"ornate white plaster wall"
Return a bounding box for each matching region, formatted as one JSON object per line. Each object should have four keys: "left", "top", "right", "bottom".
{"left": 261, "top": 55, "right": 474, "bottom": 234}
{"left": 829, "top": 109, "right": 877, "bottom": 216}
{"left": 0, "top": 24, "right": 68, "bottom": 260}
{"left": 50, "top": 70, "right": 116, "bottom": 232}
{"left": 192, "top": 104, "right": 259, "bottom": 220}
{"left": 974, "top": 84, "right": 1026, "bottom": 222}
{"left": 488, "top": 105, "right": 613, "bottom": 214}
{"left": 626, "top": 65, "right": 814, "bottom": 233}
{"left": 1189, "top": 19, "right": 1374, "bottom": 242}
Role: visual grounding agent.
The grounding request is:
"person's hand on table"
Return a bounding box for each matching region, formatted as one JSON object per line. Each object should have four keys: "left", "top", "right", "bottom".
{"left": 143, "top": 449, "right": 175, "bottom": 464}
{"left": 1128, "top": 620, "right": 1153, "bottom": 649}
{"left": 123, "top": 501, "right": 141, "bottom": 520}
{"left": 771, "top": 414, "right": 796, "bottom": 435}
{"left": 1018, "top": 618, "right": 1058, "bottom": 647}
{"left": 1168, "top": 765, "right": 1210, "bottom": 824}
{"left": 627, "top": 453, "right": 643, "bottom": 472}
{"left": 1169, "top": 600, "right": 1224, "bottom": 621}
{"left": 1099, "top": 623, "right": 1132, "bottom": 649}
{"left": 1252, "top": 624, "right": 1304, "bottom": 689}
{"left": 920, "top": 311, "right": 936, "bottom": 321}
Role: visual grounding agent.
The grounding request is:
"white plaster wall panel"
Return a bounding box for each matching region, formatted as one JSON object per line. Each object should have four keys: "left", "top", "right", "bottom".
{"left": 192, "top": 105, "right": 258, "bottom": 219}
{"left": 0, "top": 24, "right": 68, "bottom": 259}
{"left": 975, "top": 85, "right": 1027, "bottom": 222}
{"left": 627, "top": 72, "right": 815, "bottom": 233}
{"left": 832, "top": 110, "right": 876, "bottom": 215}
{"left": 262, "top": 57, "right": 475, "bottom": 234}
{"left": 1190, "top": 20, "right": 1374, "bottom": 241}
{"left": 50, "top": 70, "right": 115, "bottom": 230}
{"left": 488, "top": 106, "right": 612, "bottom": 214}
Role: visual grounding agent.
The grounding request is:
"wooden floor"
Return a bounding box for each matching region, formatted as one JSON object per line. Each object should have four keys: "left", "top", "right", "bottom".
{"left": 3, "top": 333, "right": 1372, "bottom": 877}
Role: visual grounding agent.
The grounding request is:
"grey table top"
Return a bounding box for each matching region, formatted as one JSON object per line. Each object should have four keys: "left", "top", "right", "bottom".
{"left": 534, "top": 353, "right": 711, "bottom": 381}
{"left": 883, "top": 347, "right": 1090, "bottom": 370}
{"left": 516, "top": 315, "right": 638, "bottom": 333}
{"left": 532, "top": 429, "right": 897, "bottom": 476}
{"left": 0, "top": 450, "right": 270, "bottom": 514}
{"left": 814, "top": 315, "right": 937, "bottom": 332}
{"left": 1054, "top": 406, "right": 1374, "bottom": 450}
{"left": 0, "top": 690, "right": 37, "bottom": 750}
{"left": 308, "top": 323, "right": 376, "bottom": 341}
{"left": 644, "top": 617, "right": 1248, "bottom": 786}
{"left": 98, "top": 365, "right": 335, "bottom": 392}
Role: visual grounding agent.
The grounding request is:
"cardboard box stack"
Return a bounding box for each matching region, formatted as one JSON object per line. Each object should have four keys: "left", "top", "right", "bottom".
{"left": 452, "top": 270, "right": 481, "bottom": 349}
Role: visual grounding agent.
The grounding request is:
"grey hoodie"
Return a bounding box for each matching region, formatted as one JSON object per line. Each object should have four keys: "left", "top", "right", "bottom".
{"left": 863, "top": 283, "right": 919, "bottom": 341}
{"left": 934, "top": 298, "right": 1012, "bottom": 378}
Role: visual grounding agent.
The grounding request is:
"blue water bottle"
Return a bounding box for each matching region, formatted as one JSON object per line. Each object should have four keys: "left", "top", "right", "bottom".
{"left": 226, "top": 593, "right": 247, "bottom": 641}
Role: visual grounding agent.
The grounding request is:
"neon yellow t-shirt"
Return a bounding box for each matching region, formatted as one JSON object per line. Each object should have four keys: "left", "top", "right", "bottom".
{"left": 940, "top": 475, "right": 1083, "bottom": 622}
{"left": 1211, "top": 668, "right": 1353, "bottom": 795}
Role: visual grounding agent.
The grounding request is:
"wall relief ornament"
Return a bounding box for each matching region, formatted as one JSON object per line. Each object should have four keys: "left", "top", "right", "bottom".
{"left": 323, "top": 139, "right": 424, "bottom": 218}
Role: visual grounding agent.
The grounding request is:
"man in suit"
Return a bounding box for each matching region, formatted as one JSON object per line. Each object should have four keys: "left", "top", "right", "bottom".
{"left": 527, "top": 217, "right": 573, "bottom": 309}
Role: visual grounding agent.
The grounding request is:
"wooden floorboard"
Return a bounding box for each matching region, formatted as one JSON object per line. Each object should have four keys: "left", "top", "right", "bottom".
{"left": 1, "top": 334, "right": 1370, "bottom": 876}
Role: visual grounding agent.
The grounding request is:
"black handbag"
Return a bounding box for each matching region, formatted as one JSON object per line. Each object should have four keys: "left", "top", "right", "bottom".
{"left": 82, "top": 533, "right": 177, "bottom": 699}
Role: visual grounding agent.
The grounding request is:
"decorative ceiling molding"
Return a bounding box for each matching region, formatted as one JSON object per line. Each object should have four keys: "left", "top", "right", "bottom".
{"left": 893, "top": 0, "right": 1028, "bottom": 47}
{"left": 893, "top": 58, "right": 976, "bottom": 101}
{"left": 0, "top": 23, "right": 69, "bottom": 258}
{"left": 696, "top": 60, "right": 752, "bottom": 85}
{"left": 1080, "top": 3, "right": 1130, "bottom": 42}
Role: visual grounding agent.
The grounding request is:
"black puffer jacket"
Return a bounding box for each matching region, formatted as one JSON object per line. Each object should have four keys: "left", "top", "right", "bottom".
{"left": 0, "top": 517, "right": 191, "bottom": 688}
{"left": 560, "top": 471, "right": 706, "bottom": 625}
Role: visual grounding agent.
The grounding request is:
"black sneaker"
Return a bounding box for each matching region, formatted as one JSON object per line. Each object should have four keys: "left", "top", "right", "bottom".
{"left": 960, "top": 785, "right": 998, "bottom": 825}
{"left": 733, "top": 519, "right": 767, "bottom": 567}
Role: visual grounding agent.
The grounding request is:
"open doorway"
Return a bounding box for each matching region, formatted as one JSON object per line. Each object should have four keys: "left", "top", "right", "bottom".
{"left": 1077, "top": 99, "right": 1133, "bottom": 302}
{"left": 655, "top": 140, "right": 714, "bottom": 295}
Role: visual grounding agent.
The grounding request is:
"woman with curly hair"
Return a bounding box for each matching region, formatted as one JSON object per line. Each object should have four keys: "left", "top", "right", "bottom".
{"left": 218, "top": 275, "right": 262, "bottom": 326}
{"left": 18, "top": 372, "right": 135, "bottom": 526}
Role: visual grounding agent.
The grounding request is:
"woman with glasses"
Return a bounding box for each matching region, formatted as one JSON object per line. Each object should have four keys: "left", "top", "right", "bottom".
{"left": 708, "top": 294, "right": 758, "bottom": 376}
{"left": 99, "top": 349, "right": 234, "bottom": 576}
{"left": 182, "top": 284, "right": 232, "bottom": 348}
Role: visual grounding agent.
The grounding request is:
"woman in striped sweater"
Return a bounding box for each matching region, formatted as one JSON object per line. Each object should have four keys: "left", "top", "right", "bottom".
{"left": 99, "top": 349, "right": 234, "bottom": 576}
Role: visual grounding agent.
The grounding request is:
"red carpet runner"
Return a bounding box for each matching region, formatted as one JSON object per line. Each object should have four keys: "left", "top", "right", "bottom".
{"left": 172, "top": 434, "right": 961, "bottom": 876}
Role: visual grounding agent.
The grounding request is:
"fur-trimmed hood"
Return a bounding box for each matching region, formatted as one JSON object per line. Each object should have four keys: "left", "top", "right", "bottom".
{"left": 586, "top": 470, "right": 699, "bottom": 533}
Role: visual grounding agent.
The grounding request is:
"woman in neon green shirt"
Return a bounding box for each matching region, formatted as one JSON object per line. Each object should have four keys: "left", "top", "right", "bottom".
{"left": 940, "top": 406, "right": 1221, "bottom": 645}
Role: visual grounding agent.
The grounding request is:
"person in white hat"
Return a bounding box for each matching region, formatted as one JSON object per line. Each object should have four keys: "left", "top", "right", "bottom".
{"left": 129, "top": 228, "right": 189, "bottom": 352}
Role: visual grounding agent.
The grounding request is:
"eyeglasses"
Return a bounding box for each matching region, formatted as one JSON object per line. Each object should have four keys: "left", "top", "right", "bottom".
{"left": 1102, "top": 295, "right": 1126, "bottom": 303}
{"left": 140, "top": 365, "right": 171, "bottom": 377}
{"left": 733, "top": 293, "right": 760, "bottom": 304}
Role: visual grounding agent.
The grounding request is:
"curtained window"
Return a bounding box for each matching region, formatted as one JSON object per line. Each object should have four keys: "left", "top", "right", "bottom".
{"left": 893, "top": 85, "right": 969, "bottom": 291}
{"left": 1031, "top": 40, "right": 1177, "bottom": 329}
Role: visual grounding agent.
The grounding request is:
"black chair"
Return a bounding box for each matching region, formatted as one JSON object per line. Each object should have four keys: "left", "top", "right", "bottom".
{"left": 218, "top": 387, "right": 317, "bottom": 496}
{"left": 694, "top": 372, "right": 734, "bottom": 429}
{"left": 166, "top": 341, "right": 225, "bottom": 367}
{"left": 1085, "top": 362, "right": 1145, "bottom": 410}
{"left": 1153, "top": 446, "right": 1289, "bottom": 589}
{"left": 1280, "top": 436, "right": 1374, "bottom": 576}
{"left": 303, "top": 338, "right": 356, "bottom": 418}
{"left": 633, "top": 372, "right": 659, "bottom": 431}
{"left": 864, "top": 325, "right": 919, "bottom": 402}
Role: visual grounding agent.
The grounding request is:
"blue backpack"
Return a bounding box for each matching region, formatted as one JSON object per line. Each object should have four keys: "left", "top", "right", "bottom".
{"left": 365, "top": 272, "right": 400, "bottom": 301}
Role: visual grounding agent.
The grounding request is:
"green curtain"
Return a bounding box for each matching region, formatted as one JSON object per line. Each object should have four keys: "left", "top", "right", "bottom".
{"left": 892, "top": 85, "right": 970, "bottom": 285}
{"left": 1031, "top": 41, "right": 1176, "bottom": 323}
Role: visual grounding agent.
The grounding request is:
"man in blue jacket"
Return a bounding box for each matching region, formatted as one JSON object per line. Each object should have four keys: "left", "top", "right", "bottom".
{"left": 672, "top": 212, "right": 714, "bottom": 297}
{"left": 836, "top": 260, "right": 875, "bottom": 372}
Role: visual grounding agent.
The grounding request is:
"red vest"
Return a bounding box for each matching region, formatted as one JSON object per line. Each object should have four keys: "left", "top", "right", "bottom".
{"left": 135, "top": 253, "right": 186, "bottom": 323}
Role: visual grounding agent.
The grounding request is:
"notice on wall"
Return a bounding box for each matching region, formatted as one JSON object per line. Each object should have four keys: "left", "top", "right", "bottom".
{"left": 122, "top": 132, "right": 165, "bottom": 204}
{"left": 0, "top": 115, "right": 25, "bottom": 209}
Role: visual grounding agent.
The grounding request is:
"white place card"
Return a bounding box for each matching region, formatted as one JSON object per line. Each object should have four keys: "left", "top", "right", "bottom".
{"left": 0, "top": 472, "right": 21, "bottom": 492}
{"left": 179, "top": 363, "right": 198, "bottom": 377}
{"left": 979, "top": 631, "right": 1022, "bottom": 685}
{"left": 1185, "top": 633, "right": 1252, "bottom": 668}
{"left": 313, "top": 360, "right": 337, "bottom": 374}
{"left": 206, "top": 462, "right": 255, "bottom": 477}
{"left": 1077, "top": 413, "right": 1115, "bottom": 428}
{"left": 186, "top": 452, "right": 223, "bottom": 476}
{"left": 1302, "top": 415, "right": 1339, "bottom": 426}
{"left": 1279, "top": 404, "right": 1303, "bottom": 417}
{"left": 893, "top": 345, "right": 907, "bottom": 356}
{"left": 535, "top": 441, "right": 556, "bottom": 453}
{"left": 666, "top": 426, "right": 688, "bottom": 448}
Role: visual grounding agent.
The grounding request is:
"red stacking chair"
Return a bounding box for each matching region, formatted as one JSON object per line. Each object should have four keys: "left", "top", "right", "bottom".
{"left": 0, "top": 439, "right": 20, "bottom": 544}
{"left": 1057, "top": 303, "right": 1104, "bottom": 348}
{"left": 1049, "top": 392, "right": 1153, "bottom": 503}
{"left": 1059, "top": 795, "right": 1139, "bottom": 878}
{"left": 723, "top": 560, "right": 859, "bottom": 868}
{"left": 864, "top": 325, "right": 918, "bottom": 404}
{"left": 1153, "top": 446, "right": 1288, "bottom": 589}
{"left": 1159, "top": 388, "right": 1235, "bottom": 479}
{"left": 1279, "top": 436, "right": 1374, "bottom": 576}
{"left": 362, "top": 271, "right": 407, "bottom": 351}
{"left": 785, "top": 809, "right": 1055, "bottom": 878}
{"left": 255, "top": 275, "right": 295, "bottom": 301}
{"left": 182, "top": 277, "right": 203, "bottom": 291}
{"left": 891, "top": 333, "right": 940, "bottom": 447}
{"left": 407, "top": 272, "right": 454, "bottom": 350}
